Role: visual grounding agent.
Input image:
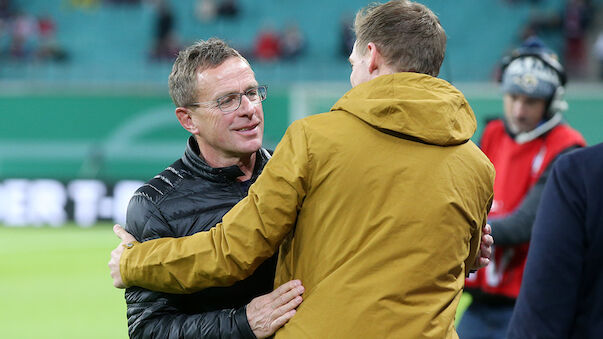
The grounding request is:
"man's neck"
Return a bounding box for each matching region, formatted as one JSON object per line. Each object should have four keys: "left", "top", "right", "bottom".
{"left": 195, "top": 140, "right": 257, "bottom": 182}
{"left": 231, "top": 152, "right": 256, "bottom": 182}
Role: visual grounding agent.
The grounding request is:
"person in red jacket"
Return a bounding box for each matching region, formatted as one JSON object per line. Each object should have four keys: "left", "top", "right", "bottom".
{"left": 458, "top": 38, "right": 586, "bottom": 339}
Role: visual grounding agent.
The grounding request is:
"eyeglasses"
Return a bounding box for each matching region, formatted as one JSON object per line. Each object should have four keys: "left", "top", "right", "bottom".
{"left": 188, "top": 85, "right": 268, "bottom": 113}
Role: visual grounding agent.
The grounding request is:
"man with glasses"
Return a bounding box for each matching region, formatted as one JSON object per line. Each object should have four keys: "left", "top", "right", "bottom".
{"left": 121, "top": 38, "right": 304, "bottom": 339}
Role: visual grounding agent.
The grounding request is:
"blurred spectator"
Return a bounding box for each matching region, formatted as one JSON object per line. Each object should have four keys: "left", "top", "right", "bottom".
{"left": 151, "top": 0, "right": 181, "bottom": 61}
{"left": 521, "top": 0, "right": 593, "bottom": 79}
{"left": 195, "top": 0, "right": 216, "bottom": 23}
{"left": 562, "top": 0, "right": 592, "bottom": 78}
{"left": 36, "top": 14, "right": 68, "bottom": 62}
{"left": 9, "top": 10, "right": 37, "bottom": 60}
{"left": 594, "top": 31, "right": 603, "bottom": 80}
{"left": 280, "top": 23, "right": 305, "bottom": 61}
{"left": 0, "top": 0, "right": 11, "bottom": 57}
{"left": 0, "top": 6, "right": 68, "bottom": 63}
{"left": 339, "top": 14, "right": 355, "bottom": 58}
{"left": 0, "top": 0, "right": 13, "bottom": 19}
{"left": 155, "top": 0, "right": 173, "bottom": 41}
{"left": 216, "top": 0, "right": 239, "bottom": 19}
{"left": 37, "top": 14, "right": 54, "bottom": 38}
{"left": 458, "top": 38, "right": 586, "bottom": 339}
{"left": 253, "top": 25, "right": 281, "bottom": 61}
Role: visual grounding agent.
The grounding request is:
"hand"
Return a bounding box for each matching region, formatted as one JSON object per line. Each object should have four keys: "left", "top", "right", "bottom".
{"left": 246, "top": 279, "right": 305, "bottom": 338}
{"left": 108, "top": 224, "right": 136, "bottom": 289}
{"left": 475, "top": 223, "right": 493, "bottom": 269}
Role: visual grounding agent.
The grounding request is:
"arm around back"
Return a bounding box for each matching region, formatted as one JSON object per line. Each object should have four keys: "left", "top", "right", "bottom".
{"left": 120, "top": 121, "right": 310, "bottom": 293}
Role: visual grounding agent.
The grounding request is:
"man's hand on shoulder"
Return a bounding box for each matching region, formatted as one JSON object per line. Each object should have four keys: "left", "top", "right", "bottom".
{"left": 108, "top": 224, "right": 137, "bottom": 289}
{"left": 246, "top": 279, "right": 305, "bottom": 338}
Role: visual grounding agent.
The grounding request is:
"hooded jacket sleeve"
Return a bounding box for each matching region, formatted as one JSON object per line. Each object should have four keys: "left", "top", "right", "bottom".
{"left": 124, "top": 195, "right": 256, "bottom": 339}
{"left": 126, "top": 287, "right": 254, "bottom": 339}
{"left": 121, "top": 120, "right": 310, "bottom": 293}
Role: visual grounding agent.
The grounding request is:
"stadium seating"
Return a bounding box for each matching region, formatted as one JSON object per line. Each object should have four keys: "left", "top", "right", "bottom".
{"left": 5, "top": 0, "right": 569, "bottom": 84}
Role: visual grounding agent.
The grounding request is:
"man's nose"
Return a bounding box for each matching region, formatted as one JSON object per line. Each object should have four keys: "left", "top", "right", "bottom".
{"left": 512, "top": 102, "right": 526, "bottom": 118}
{"left": 237, "top": 95, "right": 255, "bottom": 117}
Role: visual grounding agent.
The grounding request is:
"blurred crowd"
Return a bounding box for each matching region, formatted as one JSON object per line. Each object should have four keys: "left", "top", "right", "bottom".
{"left": 151, "top": 0, "right": 307, "bottom": 63}
{"left": 151, "top": 0, "right": 603, "bottom": 81}
{"left": 0, "top": 0, "right": 68, "bottom": 62}
{"left": 519, "top": 0, "right": 600, "bottom": 79}
{"left": 2, "top": 0, "right": 603, "bottom": 82}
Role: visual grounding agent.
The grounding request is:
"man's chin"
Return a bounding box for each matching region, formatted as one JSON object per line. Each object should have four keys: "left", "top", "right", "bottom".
{"left": 237, "top": 140, "right": 263, "bottom": 154}
{"left": 509, "top": 122, "right": 531, "bottom": 135}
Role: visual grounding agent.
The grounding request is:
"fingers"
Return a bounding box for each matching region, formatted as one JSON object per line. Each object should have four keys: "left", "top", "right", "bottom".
{"left": 109, "top": 224, "right": 133, "bottom": 289}
{"left": 474, "top": 255, "right": 489, "bottom": 270}
{"left": 481, "top": 226, "right": 493, "bottom": 258}
{"left": 246, "top": 280, "right": 304, "bottom": 338}
{"left": 276, "top": 283, "right": 304, "bottom": 306}
{"left": 482, "top": 233, "right": 494, "bottom": 247}
{"left": 269, "top": 280, "right": 304, "bottom": 309}
{"left": 481, "top": 245, "right": 492, "bottom": 262}
{"left": 108, "top": 230, "right": 128, "bottom": 289}
{"left": 483, "top": 223, "right": 492, "bottom": 235}
{"left": 270, "top": 309, "right": 297, "bottom": 334}
{"left": 261, "top": 288, "right": 303, "bottom": 337}
{"left": 274, "top": 293, "right": 303, "bottom": 318}
{"left": 108, "top": 245, "right": 126, "bottom": 288}
{"left": 271, "top": 279, "right": 302, "bottom": 296}
{"left": 480, "top": 223, "right": 494, "bottom": 260}
{"left": 477, "top": 237, "right": 492, "bottom": 269}
{"left": 113, "top": 224, "right": 136, "bottom": 243}
{"left": 481, "top": 225, "right": 493, "bottom": 245}
{"left": 474, "top": 224, "right": 494, "bottom": 270}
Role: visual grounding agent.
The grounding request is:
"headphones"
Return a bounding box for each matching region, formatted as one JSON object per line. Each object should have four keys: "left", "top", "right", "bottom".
{"left": 499, "top": 48, "right": 567, "bottom": 86}
{"left": 499, "top": 46, "right": 568, "bottom": 117}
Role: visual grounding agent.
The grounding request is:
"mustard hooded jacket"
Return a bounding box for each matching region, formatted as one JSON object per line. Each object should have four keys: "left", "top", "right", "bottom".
{"left": 121, "top": 73, "right": 495, "bottom": 338}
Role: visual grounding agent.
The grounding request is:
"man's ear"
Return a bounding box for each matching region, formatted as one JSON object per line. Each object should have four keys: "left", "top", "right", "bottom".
{"left": 367, "top": 42, "right": 382, "bottom": 74}
{"left": 175, "top": 107, "right": 199, "bottom": 134}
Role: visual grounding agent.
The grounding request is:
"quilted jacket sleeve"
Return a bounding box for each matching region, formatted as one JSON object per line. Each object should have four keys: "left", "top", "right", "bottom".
{"left": 125, "top": 287, "right": 254, "bottom": 339}
{"left": 120, "top": 120, "right": 310, "bottom": 293}
{"left": 123, "top": 195, "right": 256, "bottom": 339}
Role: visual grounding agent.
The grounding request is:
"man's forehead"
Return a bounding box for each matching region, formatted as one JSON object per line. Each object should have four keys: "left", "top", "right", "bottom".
{"left": 504, "top": 92, "right": 546, "bottom": 103}
{"left": 197, "top": 60, "right": 247, "bottom": 76}
{"left": 196, "top": 61, "right": 257, "bottom": 95}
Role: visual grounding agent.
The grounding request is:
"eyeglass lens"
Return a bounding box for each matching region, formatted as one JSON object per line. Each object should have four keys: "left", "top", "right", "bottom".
{"left": 217, "top": 86, "right": 267, "bottom": 112}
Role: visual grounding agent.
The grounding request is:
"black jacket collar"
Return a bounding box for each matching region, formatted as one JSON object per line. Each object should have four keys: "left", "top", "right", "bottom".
{"left": 181, "top": 136, "right": 269, "bottom": 182}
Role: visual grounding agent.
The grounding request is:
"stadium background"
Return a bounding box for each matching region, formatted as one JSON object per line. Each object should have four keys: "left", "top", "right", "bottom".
{"left": 1, "top": 0, "right": 602, "bottom": 338}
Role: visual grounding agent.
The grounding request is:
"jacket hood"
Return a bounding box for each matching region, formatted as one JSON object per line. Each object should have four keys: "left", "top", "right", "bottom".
{"left": 331, "top": 72, "right": 476, "bottom": 146}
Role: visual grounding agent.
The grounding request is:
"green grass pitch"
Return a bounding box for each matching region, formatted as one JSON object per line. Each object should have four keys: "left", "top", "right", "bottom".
{"left": 0, "top": 224, "right": 129, "bottom": 339}
{"left": 0, "top": 224, "right": 471, "bottom": 338}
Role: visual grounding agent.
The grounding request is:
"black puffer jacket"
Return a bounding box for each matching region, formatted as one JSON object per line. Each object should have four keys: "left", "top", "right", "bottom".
{"left": 124, "top": 136, "right": 276, "bottom": 339}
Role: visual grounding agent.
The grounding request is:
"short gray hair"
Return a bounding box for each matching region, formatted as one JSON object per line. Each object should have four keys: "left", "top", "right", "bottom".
{"left": 168, "top": 38, "right": 246, "bottom": 107}
{"left": 354, "top": 0, "right": 446, "bottom": 77}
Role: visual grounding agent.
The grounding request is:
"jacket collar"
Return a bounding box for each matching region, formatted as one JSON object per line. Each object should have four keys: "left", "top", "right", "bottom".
{"left": 181, "top": 136, "right": 269, "bottom": 182}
